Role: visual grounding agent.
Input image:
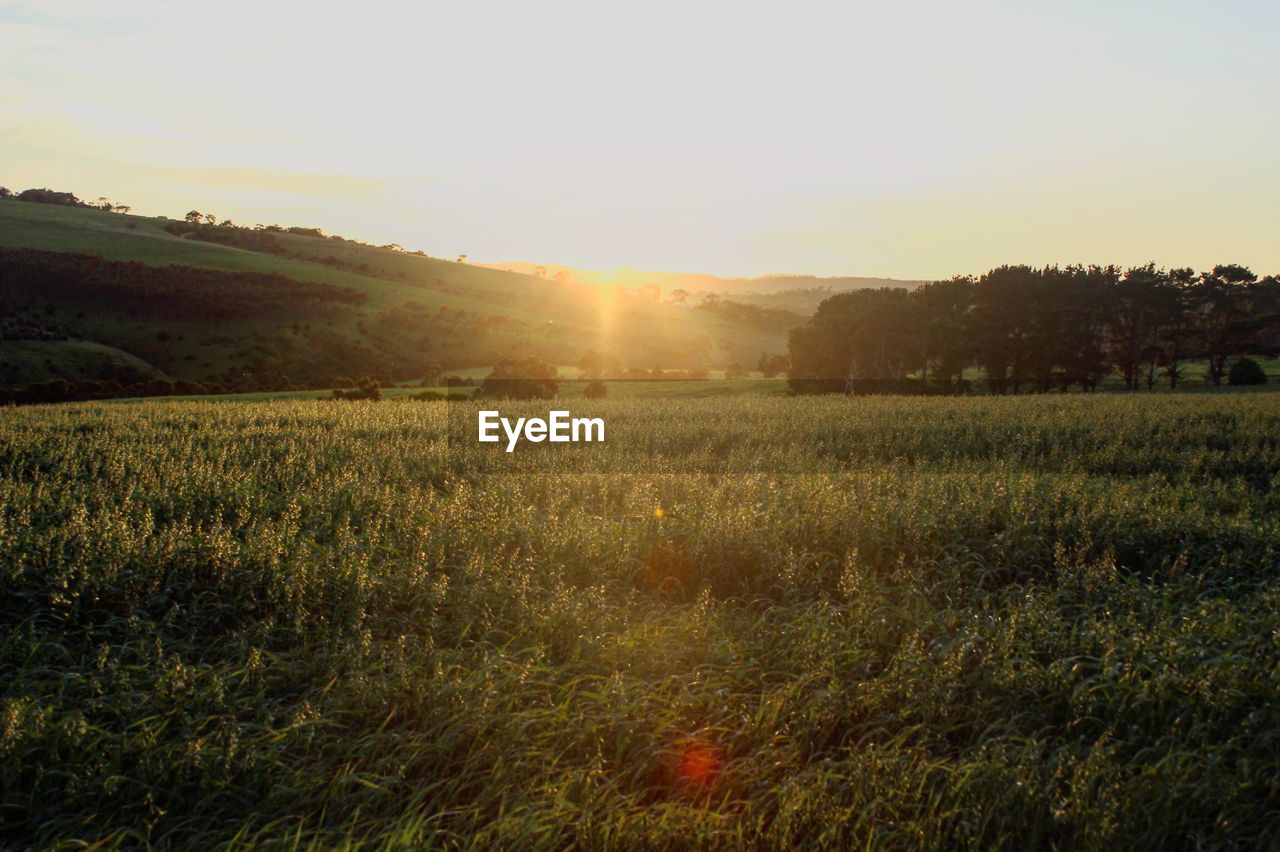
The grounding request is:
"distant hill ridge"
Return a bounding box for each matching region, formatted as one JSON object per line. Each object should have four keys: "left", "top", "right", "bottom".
{"left": 483, "top": 262, "right": 925, "bottom": 295}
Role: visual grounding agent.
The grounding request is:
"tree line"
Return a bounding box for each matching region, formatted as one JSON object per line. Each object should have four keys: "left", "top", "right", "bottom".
{"left": 0, "top": 186, "right": 131, "bottom": 213}
{"left": 788, "top": 264, "right": 1279, "bottom": 394}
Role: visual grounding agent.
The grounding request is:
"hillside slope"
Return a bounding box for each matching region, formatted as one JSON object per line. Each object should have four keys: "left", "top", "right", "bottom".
{"left": 0, "top": 200, "right": 790, "bottom": 389}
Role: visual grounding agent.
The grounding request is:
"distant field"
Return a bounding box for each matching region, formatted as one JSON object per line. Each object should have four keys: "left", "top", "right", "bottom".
{"left": 91, "top": 371, "right": 1277, "bottom": 407}
{"left": 126, "top": 378, "right": 789, "bottom": 404}
{"left": 3, "top": 393, "right": 1279, "bottom": 847}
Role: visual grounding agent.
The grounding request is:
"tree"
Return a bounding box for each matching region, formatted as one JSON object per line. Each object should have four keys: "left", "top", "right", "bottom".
{"left": 670, "top": 288, "right": 689, "bottom": 305}
{"left": 968, "top": 266, "right": 1037, "bottom": 394}
{"left": 1134, "top": 268, "right": 1188, "bottom": 389}
{"left": 203, "top": 213, "right": 217, "bottom": 225}
{"left": 757, "top": 352, "right": 789, "bottom": 378}
{"left": 419, "top": 363, "right": 443, "bottom": 387}
{"left": 18, "top": 188, "right": 83, "bottom": 206}
{"left": 1110, "top": 263, "right": 1166, "bottom": 390}
{"left": 583, "top": 380, "right": 607, "bottom": 398}
{"left": 91, "top": 197, "right": 130, "bottom": 214}
{"left": 790, "top": 287, "right": 926, "bottom": 393}
{"left": 1228, "top": 357, "right": 1267, "bottom": 385}
{"left": 185, "top": 210, "right": 202, "bottom": 224}
{"left": 771, "top": 261, "right": 1280, "bottom": 394}
{"left": 578, "top": 350, "right": 620, "bottom": 379}
{"left": 476, "top": 355, "right": 558, "bottom": 399}
{"left": 724, "top": 362, "right": 746, "bottom": 380}
{"left": 1158, "top": 268, "right": 1197, "bottom": 388}
{"left": 1192, "top": 264, "right": 1257, "bottom": 385}
{"left": 1054, "top": 265, "right": 1114, "bottom": 393}
{"left": 578, "top": 350, "right": 605, "bottom": 379}
{"left": 913, "top": 277, "right": 975, "bottom": 390}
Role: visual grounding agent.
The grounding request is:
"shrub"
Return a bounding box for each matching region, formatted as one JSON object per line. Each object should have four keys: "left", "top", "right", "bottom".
{"left": 1228, "top": 357, "right": 1268, "bottom": 386}
{"left": 476, "top": 356, "right": 558, "bottom": 400}
{"left": 583, "top": 380, "right": 607, "bottom": 399}
{"left": 333, "top": 378, "right": 381, "bottom": 400}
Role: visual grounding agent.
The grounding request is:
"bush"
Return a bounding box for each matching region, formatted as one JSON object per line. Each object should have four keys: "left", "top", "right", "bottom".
{"left": 333, "top": 378, "right": 381, "bottom": 400}
{"left": 476, "top": 356, "right": 558, "bottom": 400}
{"left": 583, "top": 380, "right": 607, "bottom": 399}
{"left": 1228, "top": 357, "right": 1268, "bottom": 386}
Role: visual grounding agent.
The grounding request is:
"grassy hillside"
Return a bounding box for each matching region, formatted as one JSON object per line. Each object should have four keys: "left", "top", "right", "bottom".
{"left": 0, "top": 200, "right": 791, "bottom": 389}
{"left": 3, "top": 393, "right": 1279, "bottom": 846}
{"left": 0, "top": 339, "right": 165, "bottom": 385}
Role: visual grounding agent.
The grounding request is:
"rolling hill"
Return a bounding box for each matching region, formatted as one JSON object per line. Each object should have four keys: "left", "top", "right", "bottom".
{"left": 0, "top": 199, "right": 798, "bottom": 391}
{"left": 485, "top": 262, "right": 926, "bottom": 314}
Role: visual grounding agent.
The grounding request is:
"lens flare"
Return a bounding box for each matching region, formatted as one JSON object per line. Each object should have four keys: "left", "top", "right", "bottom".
{"left": 676, "top": 741, "right": 722, "bottom": 787}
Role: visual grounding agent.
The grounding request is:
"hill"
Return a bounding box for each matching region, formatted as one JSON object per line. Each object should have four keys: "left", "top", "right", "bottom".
{"left": 0, "top": 199, "right": 793, "bottom": 391}
{"left": 484, "top": 262, "right": 925, "bottom": 313}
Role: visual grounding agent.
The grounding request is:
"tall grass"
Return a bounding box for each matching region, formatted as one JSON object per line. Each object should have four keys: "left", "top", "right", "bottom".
{"left": 2, "top": 395, "right": 1279, "bottom": 848}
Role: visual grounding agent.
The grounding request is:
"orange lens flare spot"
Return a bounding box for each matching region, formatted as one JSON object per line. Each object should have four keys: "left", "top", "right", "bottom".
{"left": 676, "top": 741, "right": 722, "bottom": 787}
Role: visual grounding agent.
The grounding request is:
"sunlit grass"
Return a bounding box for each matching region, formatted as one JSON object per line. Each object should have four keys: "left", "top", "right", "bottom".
{"left": 2, "top": 394, "right": 1279, "bottom": 847}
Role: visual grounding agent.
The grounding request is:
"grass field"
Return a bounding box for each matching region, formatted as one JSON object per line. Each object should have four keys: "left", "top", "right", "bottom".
{"left": 3, "top": 393, "right": 1279, "bottom": 848}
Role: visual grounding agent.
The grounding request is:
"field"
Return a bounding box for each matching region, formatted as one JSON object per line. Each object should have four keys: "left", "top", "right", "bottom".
{"left": 3, "top": 392, "right": 1279, "bottom": 848}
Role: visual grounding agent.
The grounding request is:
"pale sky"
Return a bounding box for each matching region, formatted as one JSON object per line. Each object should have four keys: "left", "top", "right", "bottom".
{"left": 2, "top": 0, "right": 1277, "bottom": 279}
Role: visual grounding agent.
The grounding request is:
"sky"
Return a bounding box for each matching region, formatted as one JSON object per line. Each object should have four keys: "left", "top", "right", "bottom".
{"left": 2, "top": 0, "right": 1278, "bottom": 279}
